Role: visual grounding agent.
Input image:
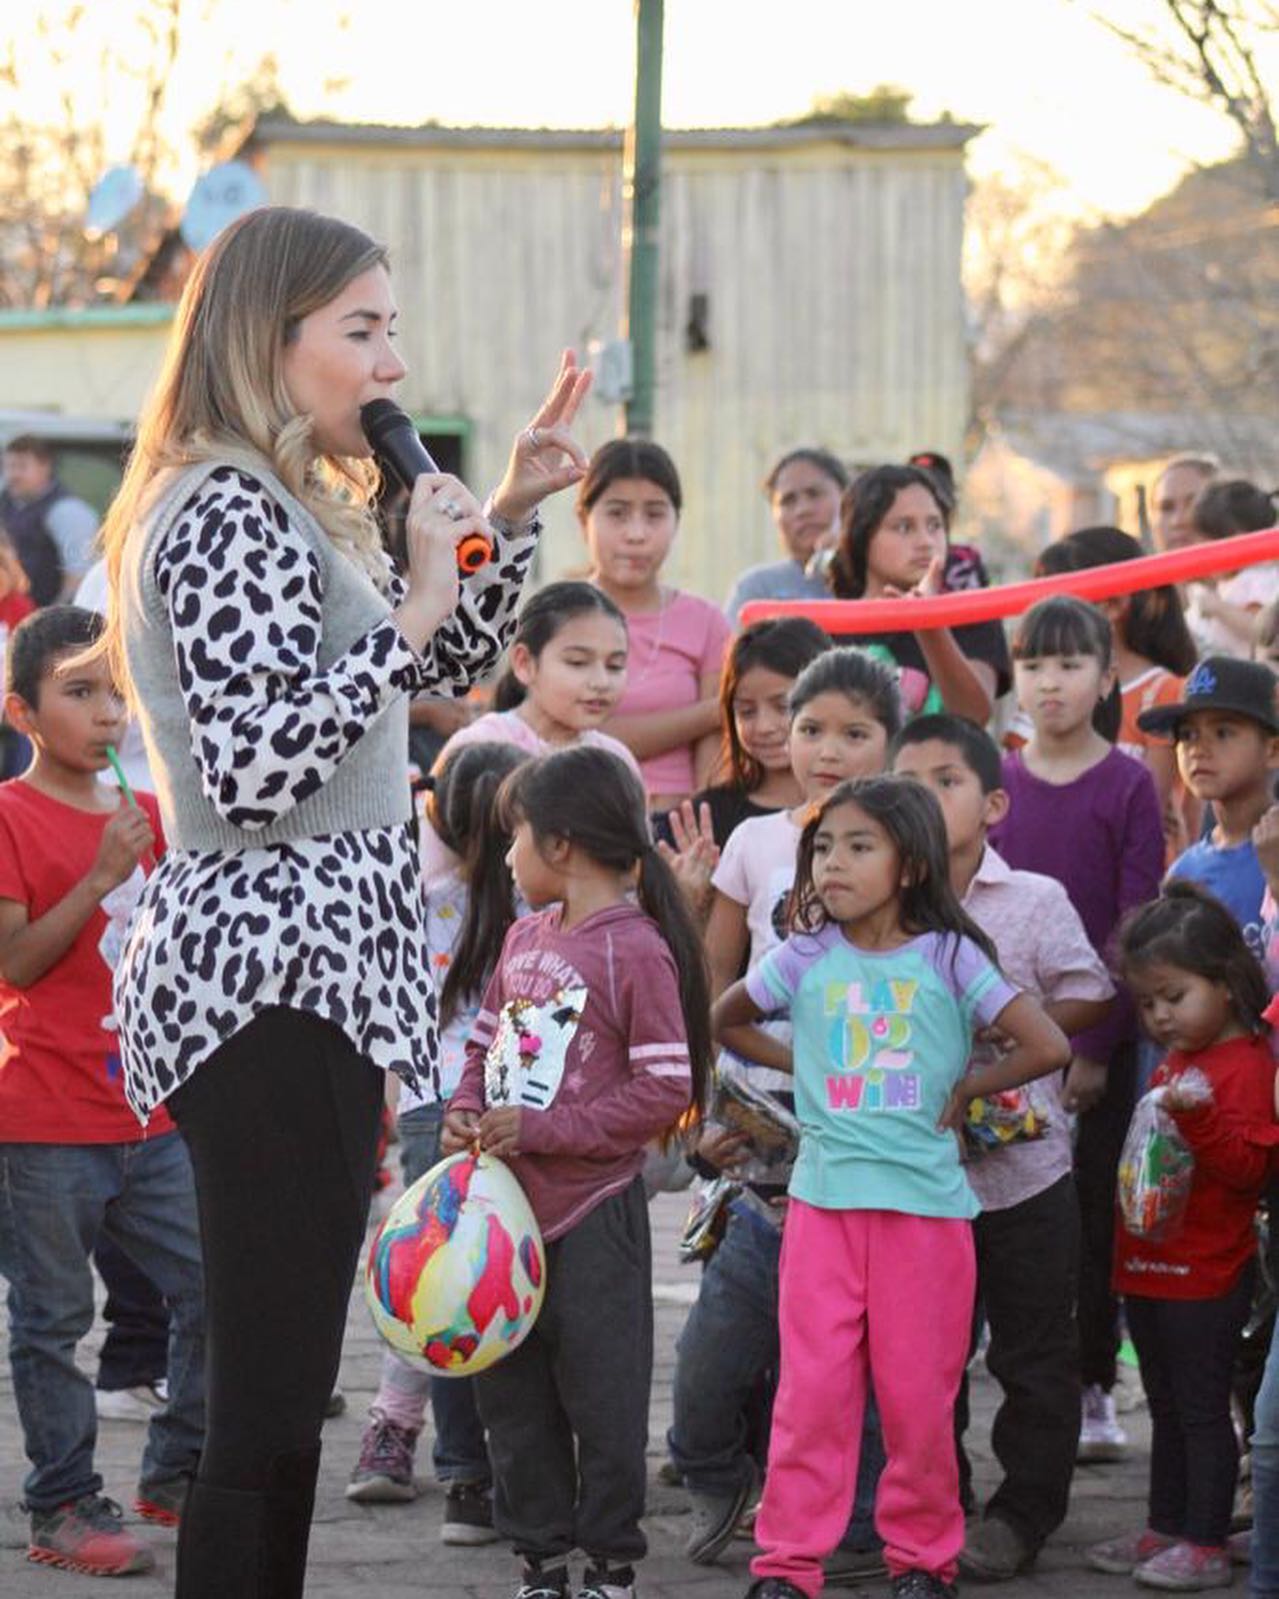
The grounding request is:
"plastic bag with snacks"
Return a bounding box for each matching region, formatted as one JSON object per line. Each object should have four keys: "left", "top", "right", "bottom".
{"left": 964, "top": 1086, "right": 1051, "bottom": 1155}
{"left": 1117, "top": 1071, "right": 1211, "bottom": 1241}
{"left": 712, "top": 1061, "right": 800, "bottom": 1185}
{"left": 678, "top": 1176, "right": 737, "bottom": 1265}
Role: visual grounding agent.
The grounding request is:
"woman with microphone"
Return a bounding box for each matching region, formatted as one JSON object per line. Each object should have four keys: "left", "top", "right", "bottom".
{"left": 97, "top": 205, "right": 590, "bottom": 1598}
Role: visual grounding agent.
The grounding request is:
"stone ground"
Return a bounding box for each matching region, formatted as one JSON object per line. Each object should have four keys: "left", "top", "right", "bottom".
{"left": 0, "top": 1189, "right": 1193, "bottom": 1597}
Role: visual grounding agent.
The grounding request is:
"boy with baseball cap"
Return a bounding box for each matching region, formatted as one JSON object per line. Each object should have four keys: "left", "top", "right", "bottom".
{"left": 1139, "top": 656, "right": 1279, "bottom": 958}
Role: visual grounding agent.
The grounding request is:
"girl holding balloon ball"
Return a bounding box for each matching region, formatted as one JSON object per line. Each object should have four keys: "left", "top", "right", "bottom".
{"left": 442, "top": 744, "right": 712, "bottom": 1599}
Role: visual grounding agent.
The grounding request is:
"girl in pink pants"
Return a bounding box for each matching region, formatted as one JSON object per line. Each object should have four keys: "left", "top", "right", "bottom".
{"left": 713, "top": 775, "right": 1070, "bottom": 1599}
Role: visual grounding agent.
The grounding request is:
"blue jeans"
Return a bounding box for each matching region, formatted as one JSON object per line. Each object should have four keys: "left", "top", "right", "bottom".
{"left": 1252, "top": 1313, "right": 1279, "bottom": 1597}
{"left": 667, "top": 1200, "right": 884, "bottom": 1549}
{"left": 0, "top": 1133, "right": 205, "bottom": 1510}
{"left": 398, "top": 1104, "right": 490, "bottom": 1485}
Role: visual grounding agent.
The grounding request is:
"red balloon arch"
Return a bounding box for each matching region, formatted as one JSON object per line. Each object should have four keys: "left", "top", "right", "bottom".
{"left": 739, "top": 527, "right": 1279, "bottom": 636}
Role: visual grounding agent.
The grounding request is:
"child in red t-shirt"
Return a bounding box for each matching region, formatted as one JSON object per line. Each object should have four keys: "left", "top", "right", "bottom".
{"left": 0, "top": 607, "right": 205, "bottom": 1578}
{"left": 1088, "top": 882, "right": 1277, "bottom": 1591}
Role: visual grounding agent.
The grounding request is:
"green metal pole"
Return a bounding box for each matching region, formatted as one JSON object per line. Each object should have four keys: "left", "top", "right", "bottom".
{"left": 623, "top": 0, "right": 664, "bottom": 438}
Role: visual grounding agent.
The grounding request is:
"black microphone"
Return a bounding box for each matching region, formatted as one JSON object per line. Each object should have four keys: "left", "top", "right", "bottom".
{"left": 360, "top": 398, "right": 492, "bottom": 575}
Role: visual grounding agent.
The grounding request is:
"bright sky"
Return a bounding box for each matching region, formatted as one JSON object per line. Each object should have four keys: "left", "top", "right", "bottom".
{"left": 11, "top": 0, "right": 1264, "bottom": 221}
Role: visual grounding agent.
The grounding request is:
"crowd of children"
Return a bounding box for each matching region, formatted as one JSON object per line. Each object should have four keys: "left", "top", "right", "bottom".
{"left": 2, "top": 431, "right": 1279, "bottom": 1599}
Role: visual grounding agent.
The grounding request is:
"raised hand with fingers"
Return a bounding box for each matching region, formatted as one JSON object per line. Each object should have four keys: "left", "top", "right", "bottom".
{"left": 656, "top": 799, "right": 720, "bottom": 920}
{"left": 491, "top": 350, "right": 594, "bottom": 525}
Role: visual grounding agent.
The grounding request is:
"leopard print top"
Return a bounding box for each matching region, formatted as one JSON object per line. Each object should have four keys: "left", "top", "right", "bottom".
{"left": 115, "top": 467, "right": 539, "bottom": 1120}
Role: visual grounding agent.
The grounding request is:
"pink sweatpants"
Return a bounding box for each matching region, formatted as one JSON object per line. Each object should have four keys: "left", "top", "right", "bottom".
{"left": 751, "top": 1202, "right": 976, "bottom": 1597}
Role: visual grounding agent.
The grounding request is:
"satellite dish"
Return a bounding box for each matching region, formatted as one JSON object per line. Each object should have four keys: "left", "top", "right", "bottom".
{"left": 86, "top": 166, "right": 144, "bottom": 239}
{"left": 179, "top": 161, "right": 269, "bottom": 252}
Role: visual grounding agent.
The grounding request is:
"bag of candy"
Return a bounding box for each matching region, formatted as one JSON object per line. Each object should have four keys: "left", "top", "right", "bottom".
{"left": 963, "top": 1085, "right": 1051, "bottom": 1155}
{"left": 1117, "top": 1071, "right": 1211, "bottom": 1241}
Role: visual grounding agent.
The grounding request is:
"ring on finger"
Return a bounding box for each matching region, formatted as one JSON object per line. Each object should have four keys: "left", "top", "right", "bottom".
{"left": 440, "top": 498, "right": 463, "bottom": 521}
{"left": 524, "top": 426, "right": 541, "bottom": 450}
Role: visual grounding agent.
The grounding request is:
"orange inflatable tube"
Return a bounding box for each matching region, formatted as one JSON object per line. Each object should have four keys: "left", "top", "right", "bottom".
{"left": 739, "top": 527, "right": 1279, "bottom": 636}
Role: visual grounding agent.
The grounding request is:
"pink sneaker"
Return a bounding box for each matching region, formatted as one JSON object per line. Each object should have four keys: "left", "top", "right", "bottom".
{"left": 1135, "top": 1540, "right": 1232, "bottom": 1591}
{"left": 1088, "top": 1528, "right": 1178, "bottom": 1575}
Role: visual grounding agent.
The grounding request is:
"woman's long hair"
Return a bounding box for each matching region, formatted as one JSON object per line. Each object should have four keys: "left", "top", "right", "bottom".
{"left": 97, "top": 206, "right": 393, "bottom": 698}
{"left": 428, "top": 742, "right": 530, "bottom": 1028}
{"left": 789, "top": 774, "right": 999, "bottom": 970}
{"left": 498, "top": 746, "right": 712, "bottom": 1130}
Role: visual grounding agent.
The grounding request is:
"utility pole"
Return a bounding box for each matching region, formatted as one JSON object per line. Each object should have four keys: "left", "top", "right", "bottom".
{"left": 622, "top": 0, "right": 664, "bottom": 437}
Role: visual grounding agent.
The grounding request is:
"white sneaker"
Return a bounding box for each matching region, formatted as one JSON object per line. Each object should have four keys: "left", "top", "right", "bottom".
{"left": 1078, "top": 1382, "right": 1127, "bottom": 1461}
{"left": 95, "top": 1381, "right": 167, "bottom": 1423}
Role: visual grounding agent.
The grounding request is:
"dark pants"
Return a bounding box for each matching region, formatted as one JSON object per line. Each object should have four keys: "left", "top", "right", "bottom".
{"left": 476, "top": 1177, "right": 653, "bottom": 1568}
{"left": 1127, "top": 1267, "right": 1255, "bottom": 1547}
{"left": 167, "top": 1008, "right": 384, "bottom": 1599}
{"left": 1075, "top": 1044, "right": 1136, "bottom": 1390}
{"left": 95, "top": 1233, "right": 170, "bottom": 1392}
{"left": 956, "top": 1175, "right": 1080, "bottom": 1550}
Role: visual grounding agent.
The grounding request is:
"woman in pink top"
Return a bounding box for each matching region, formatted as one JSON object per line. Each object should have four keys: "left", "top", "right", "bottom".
{"left": 579, "top": 440, "right": 732, "bottom": 808}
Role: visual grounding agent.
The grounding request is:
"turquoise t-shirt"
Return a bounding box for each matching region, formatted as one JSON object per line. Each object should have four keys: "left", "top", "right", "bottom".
{"left": 747, "top": 924, "right": 1019, "bottom": 1218}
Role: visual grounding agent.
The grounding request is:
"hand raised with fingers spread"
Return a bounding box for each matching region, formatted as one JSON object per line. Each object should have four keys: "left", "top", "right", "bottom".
{"left": 656, "top": 799, "right": 720, "bottom": 918}
{"left": 491, "top": 349, "right": 594, "bottom": 525}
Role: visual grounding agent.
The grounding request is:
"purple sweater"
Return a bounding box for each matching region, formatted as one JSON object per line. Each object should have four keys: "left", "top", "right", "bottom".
{"left": 989, "top": 747, "right": 1163, "bottom": 1063}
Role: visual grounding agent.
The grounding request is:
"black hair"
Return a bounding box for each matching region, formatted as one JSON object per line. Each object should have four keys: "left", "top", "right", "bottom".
{"left": 789, "top": 774, "right": 1000, "bottom": 967}
{"left": 906, "top": 450, "right": 957, "bottom": 510}
{"left": 497, "top": 746, "right": 712, "bottom": 1128}
{"left": 491, "top": 580, "right": 629, "bottom": 713}
{"left": 1119, "top": 880, "right": 1270, "bottom": 1036}
{"left": 1192, "top": 479, "right": 1279, "bottom": 541}
{"left": 576, "top": 437, "right": 683, "bottom": 518}
{"left": 5, "top": 605, "right": 105, "bottom": 708}
{"left": 762, "top": 446, "right": 849, "bottom": 497}
{"left": 427, "top": 742, "right": 530, "bottom": 1028}
{"left": 716, "top": 617, "right": 832, "bottom": 791}
{"left": 1035, "top": 526, "right": 1198, "bottom": 676}
{"left": 788, "top": 646, "right": 902, "bottom": 741}
{"left": 828, "top": 464, "right": 950, "bottom": 599}
{"left": 1011, "top": 595, "right": 1122, "bottom": 742}
{"left": 891, "top": 712, "right": 1002, "bottom": 795}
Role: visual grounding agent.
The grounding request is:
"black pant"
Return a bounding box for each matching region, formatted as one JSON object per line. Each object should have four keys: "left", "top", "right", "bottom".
{"left": 1074, "top": 1043, "right": 1136, "bottom": 1390}
{"left": 94, "top": 1233, "right": 171, "bottom": 1391}
{"left": 476, "top": 1177, "right": 653, "bottom": 1569}
{"left": 955, "top": 1174, "right": 1080, "bottom": 1550}
{"left": 1126, "top": 1268, "right": 1254, "bottom": 1547}
{"left": 167, "top": 1008, "right": 384, "bottom": 1598}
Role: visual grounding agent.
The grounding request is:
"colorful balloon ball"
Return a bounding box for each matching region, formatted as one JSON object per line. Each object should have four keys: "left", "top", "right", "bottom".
{"left": 364, "top": 1150, "right": 546, "bottom": 1376}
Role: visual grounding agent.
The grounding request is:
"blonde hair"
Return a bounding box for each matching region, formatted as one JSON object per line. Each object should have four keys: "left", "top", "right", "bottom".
{"left": 98, "top": 205, "right": 393, "bottom": 696}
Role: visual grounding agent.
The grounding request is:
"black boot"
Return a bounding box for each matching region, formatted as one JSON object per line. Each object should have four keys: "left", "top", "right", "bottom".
{"left": 174, "top": 1446, "right": 321, "bottom": 1599}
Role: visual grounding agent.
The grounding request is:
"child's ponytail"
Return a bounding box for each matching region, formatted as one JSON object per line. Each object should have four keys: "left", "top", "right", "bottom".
{"left": 429, "top": 742, "right": 529, "bottom": 1026}
{"left": 498, "top": 745, "right": 712, "bottom": 1127}
{"left": 635, "top": 844, "right": 713, "bottom": 1121}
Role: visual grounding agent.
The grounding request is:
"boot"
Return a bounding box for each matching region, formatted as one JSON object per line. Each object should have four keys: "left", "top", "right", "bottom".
{"left": 174, "top": 1446, "right": 321, "bottom": 1599}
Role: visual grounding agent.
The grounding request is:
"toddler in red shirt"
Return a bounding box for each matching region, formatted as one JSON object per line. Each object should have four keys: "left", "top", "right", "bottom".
{"left": 0, "top": 607, "right": 204, "bottom": 1578}
{"left": 1089, "top": 882, "right": 1277, "bottom": 1592}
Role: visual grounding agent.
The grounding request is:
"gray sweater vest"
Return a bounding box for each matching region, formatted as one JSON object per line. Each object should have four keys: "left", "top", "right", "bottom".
{"left": 120, "top": 454, "right": 411, "bottom": 851}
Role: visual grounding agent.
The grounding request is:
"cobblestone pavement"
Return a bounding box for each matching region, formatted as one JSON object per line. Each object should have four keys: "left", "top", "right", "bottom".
{"left": 1, "top": 1189, "right": 1176, "bottom": 1597}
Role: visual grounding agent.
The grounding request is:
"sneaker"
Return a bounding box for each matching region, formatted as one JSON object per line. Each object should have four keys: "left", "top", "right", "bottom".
{"left": 27, "top": 1493, "right": 156, "bottom": 1576}
{"left": 891, "top": 1573, "right": 958, "bottom": 1599}
{"left": 95, "top": 1381, "right": 167, "bottom": 1423}
{"left": 344, "top": 1409, "right": 420, "bottom": 1503}
{"left": 1078, "top": 1382, "right": 1128, "bottom": 1462}
{"left": 578, "top": 1564, "right": 635, "bottom": 1599}
{"left": 824, "top": 1542, "right": 889, "bottom": 1584}
{"left": 685, "top": 1469, "right": 758, "bottom": 1565}
{"left": 734, "top": 1498, "right": 762, "bottom": 1540}
{"left": 959, "top": 1515, "right": 1035, "bottom": 1581}
{"left": 1135, "top": 1541, "right": 1233, "bottom": 1590}
{"left": 743, "top": 1583, "right": 808, "bottom": 1599}
{"left": 1088, "top": 1528, "right": 1179, "bottom": 1575}
{"left": 441, "top": 1480, "right": 500, "bottom": 1546}
{"left": 134, "top": 1475, "right": 189, "bottom": 1527}
{"left": 516, "top": 1560, "right": 570, "bottom": 1599}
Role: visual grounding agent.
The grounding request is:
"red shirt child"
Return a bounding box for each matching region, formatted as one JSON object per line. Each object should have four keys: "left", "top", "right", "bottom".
{"left": 0, "top": 779, "right": 166, "bottom": 1142}
{"left": 1115, "top": 1033, "right": 1276, "bottom": 1301}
